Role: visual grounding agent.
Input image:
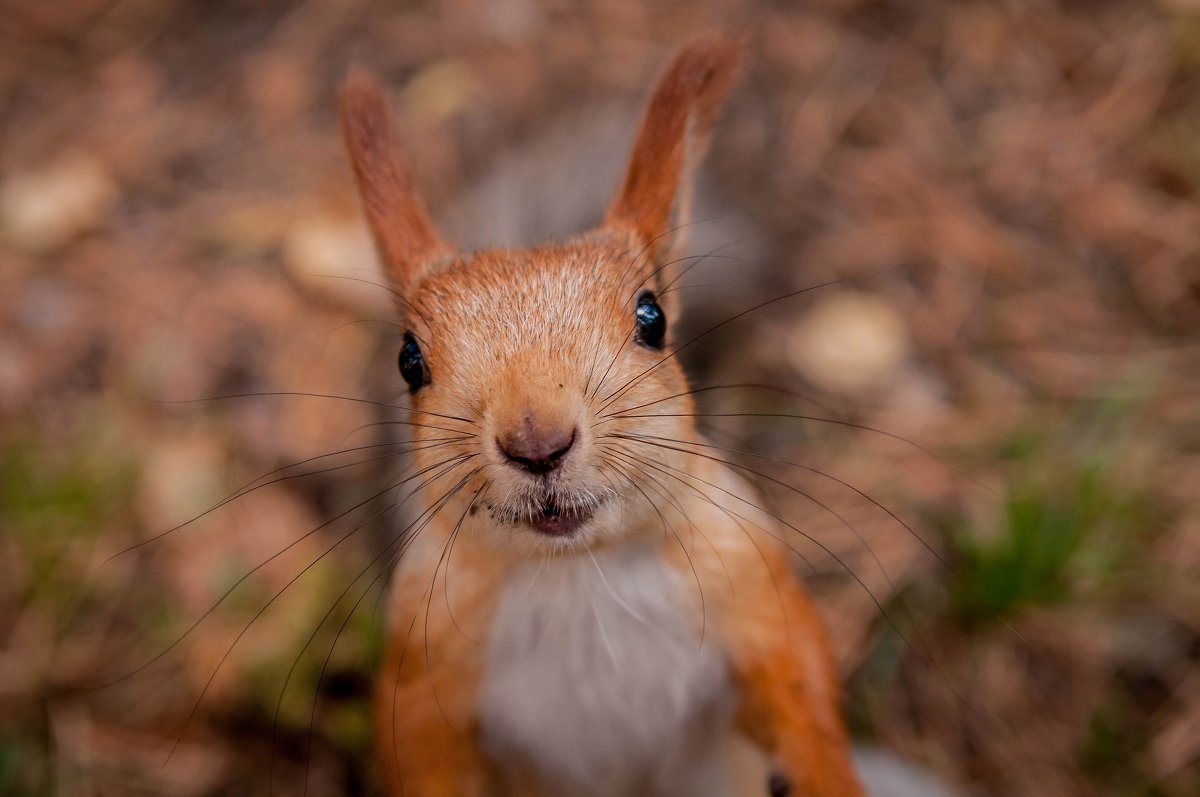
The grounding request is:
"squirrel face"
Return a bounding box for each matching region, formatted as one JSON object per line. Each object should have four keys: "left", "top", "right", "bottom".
{"left": 340, "top": 38, "right": 738, "bottom": 552}
{"left": 397, "top": 232, "right": 695, "bottom": 552}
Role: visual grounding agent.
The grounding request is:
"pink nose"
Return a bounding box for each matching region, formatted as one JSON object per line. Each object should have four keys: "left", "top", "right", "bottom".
{"left": 497, "top": 422, "right": 577, "bottom": 475}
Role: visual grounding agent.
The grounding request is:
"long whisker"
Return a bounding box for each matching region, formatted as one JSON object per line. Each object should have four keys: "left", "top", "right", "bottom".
{"left": 613, "top": 435, "right": 876, "bottom": 577}
{"left": 603, "top": 440, "right": 911, "bottom": 648}
{"left": 109, "top": 437, "right": 470, "bottom": 560}
{"left": 602, "top": 447, "right": 735, "bottom": 596}
{"left": 657, "top": 280, "right": 742, "bottom": 297}
{"left": 586, "top": 243, "right": 752, "bottom": 401}
{"left": 600, "top": 408, "right": 991, "bottom": 495}
{"left": 153, "top": 391, "right": 477, "bottom": 429}
{"left": 607, "top": 429, "right": 1004, "bottom": 740}
{"left": 265, "top": 459, "right": 477, "bottom": 792}
{"left": 613, "top": 430, "right": 944, "bottom": 573}
{"left": 659, "top": 248, "right": 742, "bottom": 293}
{"left": 585, "top": 316, "right": 639, "bottom": 403}
{"left": 597, "top": 382, "right": 835, "bottom": 421}
{"left": 389, "top": 469, "right": 484, "bottom": 747}
{"left": 581, "top": 541, "right": 649, "bottom": 628}
{"left": 612, "top": 437, "right": 911, "bottom": 653}
{"left": 307, "top": 272, "right": 435, "bottom": 331}
{"left": 97, "top": 453, "right": 472, "bottom": 692}
{"left": 152, "top": 391, "right": 479, "bottom": 428}
{"left": 638, "top": 246, "right": 750, "bottom": 303}
{"left": 585, "top": 218, "right": 728, "bottom": 400}
{"left": 388, "top": 609, "right": 421, "bottom": 786}
{"left": 614, "top": 216, "right": 727, "bottom": 304}
{"left": 620, "top": 430, "right": 1031, "bottom": 647}
{"left": 301, "top": 466, "right": 482, "bottom": 795}
{"left": 599, "top": 444, "right": 792, "bottom": 638}
{"left": 600, "top": 453, "right": 707, "bottom": 647}
{"left": 268, "top": 494, "right": 407, "bottom": 794}
{"left": 583, "top": 547, "right": 620, "bottom": 668}
{"left": 441, "top": 481, "right": 491, "bottom": 645}
{"left": 165, "top": 455, "right": 477, "bottom": 767}
{"left": 319, "top": 316, "right": 404, "bottom": 337}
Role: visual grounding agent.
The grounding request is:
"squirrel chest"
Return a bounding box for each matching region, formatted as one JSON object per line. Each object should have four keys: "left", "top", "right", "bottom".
{"left": 477, "top": 541, "right": 737, "bottom": 796}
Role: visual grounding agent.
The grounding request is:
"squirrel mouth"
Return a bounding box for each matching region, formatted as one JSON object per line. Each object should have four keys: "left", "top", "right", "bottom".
{"left": 528, "top": 500, "right": 593, "bottom": 537}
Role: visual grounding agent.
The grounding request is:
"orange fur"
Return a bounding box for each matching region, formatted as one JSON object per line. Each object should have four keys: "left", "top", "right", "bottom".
{"left": 340, "top": 70, "right": 452, "bottom": 293}
{"left": 374, "top": 535, "right": 503, "bottom": 796}
{"left": 605, "top": 35, "right": 740, "bottom": 252}
{"left": 660, "top": 460, "right": 863, "bottom": 797}
{"left": 341, "top": 37, "right": 863, "bottom": 797}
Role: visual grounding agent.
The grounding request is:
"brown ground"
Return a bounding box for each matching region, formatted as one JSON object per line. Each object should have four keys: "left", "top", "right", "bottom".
{"left": 2, "top": 1, "right": 1199, "bottom": 795}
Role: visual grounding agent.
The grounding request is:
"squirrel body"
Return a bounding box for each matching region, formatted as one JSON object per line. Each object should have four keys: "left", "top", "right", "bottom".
{"left": 341, "top": 36, "right": 865, "bottom": 797}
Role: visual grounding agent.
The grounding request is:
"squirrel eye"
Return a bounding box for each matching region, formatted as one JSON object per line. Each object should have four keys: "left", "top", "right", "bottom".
{"left": 398, "top": 332, "right": 430, "bottom": 392}
{"left": 635, "top": 292, "right": 666, "bottom": 349}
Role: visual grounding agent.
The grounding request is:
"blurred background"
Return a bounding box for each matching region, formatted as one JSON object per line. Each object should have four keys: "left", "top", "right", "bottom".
{"left": 3, "top": 1, "right": 1200, "bottom": 795}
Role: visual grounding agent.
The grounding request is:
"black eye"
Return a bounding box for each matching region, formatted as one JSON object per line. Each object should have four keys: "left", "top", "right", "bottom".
{"left": 398, "top": 332, "right": 430, "bottom": 392}
{"left": 635, "top": 292, "right": 666, "bottom": 349}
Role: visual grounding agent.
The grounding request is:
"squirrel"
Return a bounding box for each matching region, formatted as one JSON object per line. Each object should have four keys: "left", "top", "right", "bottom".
{"left": 339, "top": 35, "right": 864, "bottom": 797}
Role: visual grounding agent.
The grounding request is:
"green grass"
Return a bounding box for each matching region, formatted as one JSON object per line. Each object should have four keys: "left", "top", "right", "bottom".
{"left": 2, "top": 414, "right": 382, "bottom": 791}
{"left": 0, "top": 422, "right": 137, "bottom": 618}
{"left": 946, "top": 462, "right": 1142, "bottom": 623}
{"left": 847, "top": 391, "right": 1179, "bottom": 792}
{"left": 941, "top": 398, "right": 1158, "bottom": 626}
{"left": 0, "top": 417, "right": 138, "bottom": 797}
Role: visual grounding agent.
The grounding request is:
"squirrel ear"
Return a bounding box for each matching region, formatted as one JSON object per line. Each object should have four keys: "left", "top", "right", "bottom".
{"left": 340, "top": 70, "right": 452, "bottom": 294}
{"left": 604, "top": 36, "right": 740, "bottom": 254}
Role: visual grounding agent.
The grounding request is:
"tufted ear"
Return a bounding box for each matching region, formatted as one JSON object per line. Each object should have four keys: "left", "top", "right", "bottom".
{"left": 340, "top": 70, "right": 452, "bottom": 296}
{"left": 604, "top": 36, "right": 740, "bottom": 260}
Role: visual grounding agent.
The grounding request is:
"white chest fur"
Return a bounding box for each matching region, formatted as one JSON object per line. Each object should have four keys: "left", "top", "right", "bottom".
{"left": 478, "top": 542, "right": 735, "bottom": 796}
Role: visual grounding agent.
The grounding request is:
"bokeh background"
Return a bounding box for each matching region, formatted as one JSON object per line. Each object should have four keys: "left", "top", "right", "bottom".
{"left": 3, "top": 1, "right": 1200, "bottom": 795}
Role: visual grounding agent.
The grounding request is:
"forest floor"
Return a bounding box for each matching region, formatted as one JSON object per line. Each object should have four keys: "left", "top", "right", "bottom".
{"left": 2, "top": 1, "right": 1200, "bottom": 795}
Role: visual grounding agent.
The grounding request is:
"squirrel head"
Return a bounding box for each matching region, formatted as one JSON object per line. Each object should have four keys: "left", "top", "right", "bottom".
{"left": 340, "top": 37, "right": 739, "bottom": 552}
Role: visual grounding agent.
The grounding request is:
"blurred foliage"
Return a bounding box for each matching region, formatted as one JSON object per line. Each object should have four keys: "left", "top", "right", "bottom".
{"left": 946, "top": 401, "right": 1158, "bottom": 624}
{"left": 0, "top": 415, "right": 137, "bottom": 620}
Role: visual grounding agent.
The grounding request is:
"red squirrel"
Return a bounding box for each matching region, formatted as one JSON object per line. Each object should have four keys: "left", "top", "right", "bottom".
{"left": 339, "top": 35, "right": 864, "bottom": 797}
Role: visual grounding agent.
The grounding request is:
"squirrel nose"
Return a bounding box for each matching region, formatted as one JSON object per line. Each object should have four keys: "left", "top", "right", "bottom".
{"left": 497, "top": 424, "right": 577, "bottom": 475}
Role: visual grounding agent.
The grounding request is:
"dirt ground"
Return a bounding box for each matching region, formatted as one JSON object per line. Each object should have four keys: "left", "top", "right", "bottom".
{"left": 2, "top": 1, "right": 1199, "bottom": 795}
